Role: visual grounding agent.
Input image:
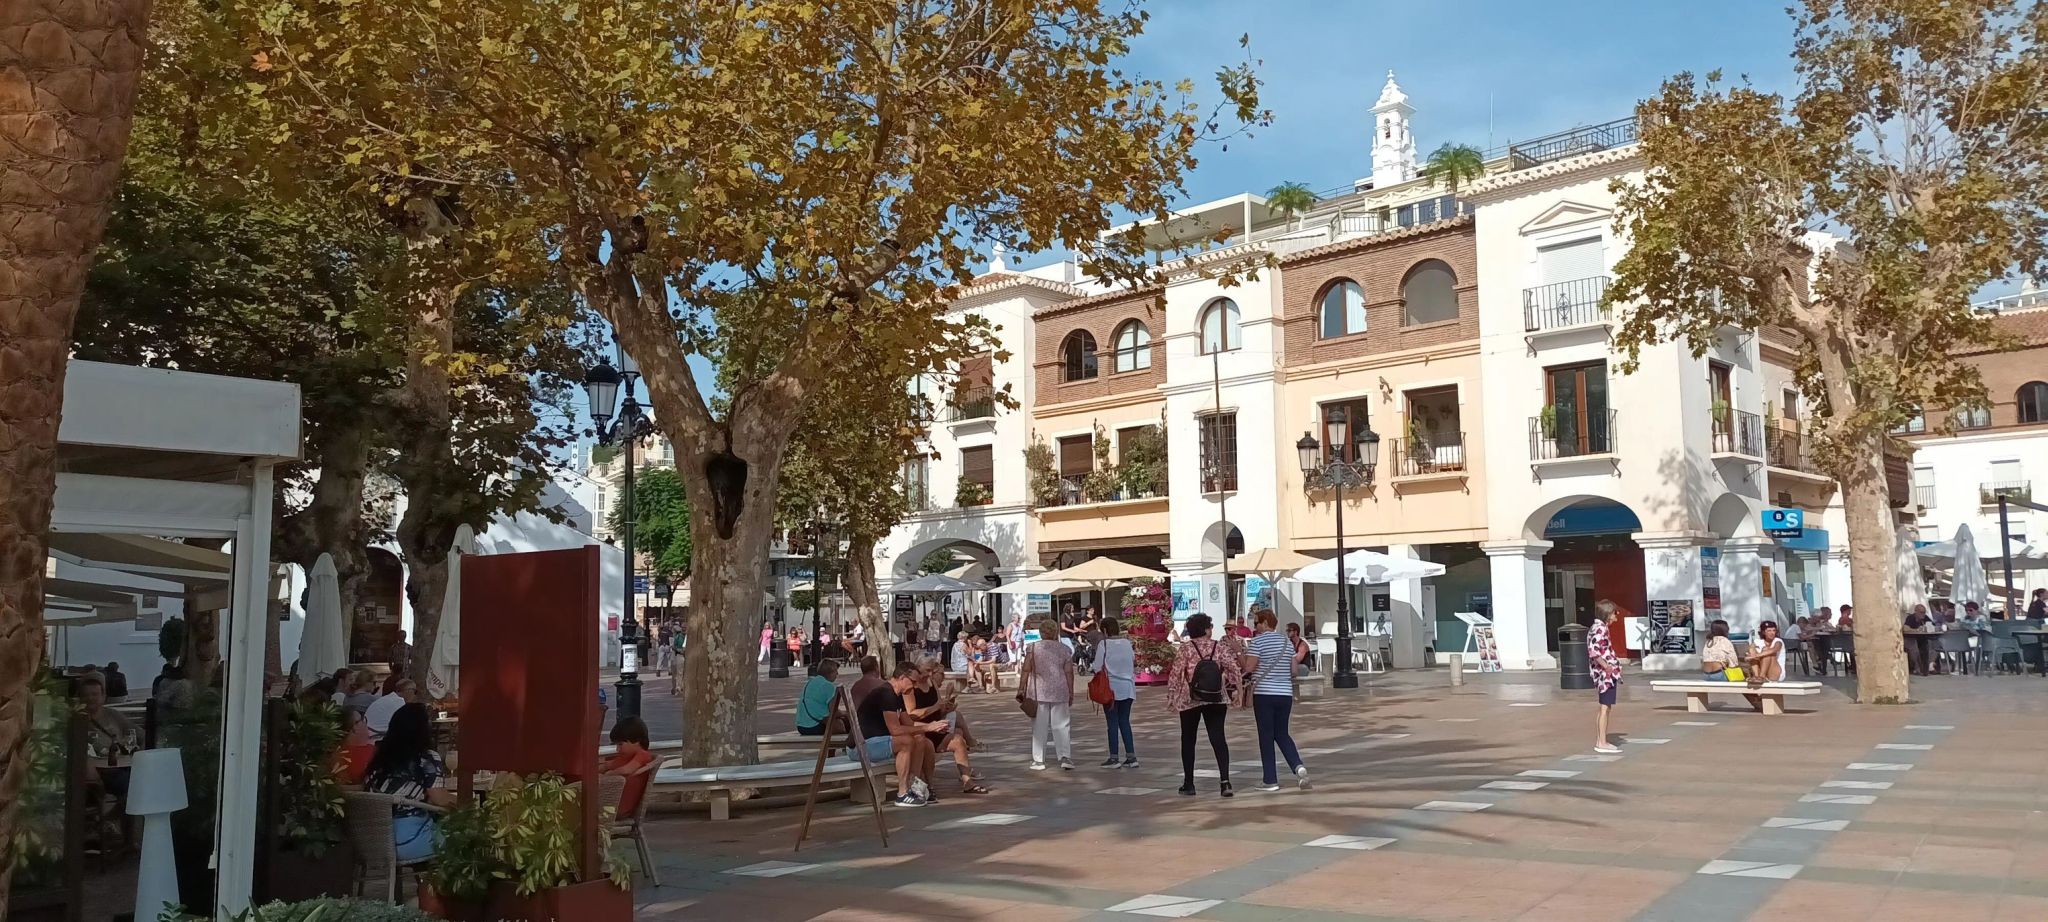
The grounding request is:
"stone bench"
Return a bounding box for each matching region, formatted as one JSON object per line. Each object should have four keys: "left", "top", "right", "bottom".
{"left": 645, "top": 756, "right": 886, "bottom": 821}
{"left": 1649, "top": 680, "right": 1824, "bottom": 715}
{"left": 943, "top": 667, "right": 1015, "bottom": 690}
{"left": 601, "top": 734, "right": 841, "bottom": 759}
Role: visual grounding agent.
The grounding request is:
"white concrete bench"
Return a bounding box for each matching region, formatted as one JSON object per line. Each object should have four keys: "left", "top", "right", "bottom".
{"left": 645, "top": 756, "right": 886, "bottom": 820}
{"left": 943, "top": 667, "right": 1015, "bottom": 690}
{"left": 1649, "top": 680, "right": 1824, "bottom": 715}
{"left": 601, "top": 734, "right": 839, "bottom": 759}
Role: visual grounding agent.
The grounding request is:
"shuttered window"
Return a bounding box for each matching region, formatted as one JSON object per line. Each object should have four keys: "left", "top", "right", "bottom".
{"left": 1058, "top": 435, "right": 1094, "bottom": 477}
{"left": 1537, "top": 237, "right": 1603, "bottom": 285}
{"left": 960, "top": 446, "right": 994, "bottom": 490}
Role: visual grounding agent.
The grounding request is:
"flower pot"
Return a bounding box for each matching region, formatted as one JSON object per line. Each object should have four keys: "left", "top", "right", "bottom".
{"left": 484, "top": 878, "right": 634, "bottom": 922}
{"left": 418, "top": 881, "right": 487, "bottom": 922}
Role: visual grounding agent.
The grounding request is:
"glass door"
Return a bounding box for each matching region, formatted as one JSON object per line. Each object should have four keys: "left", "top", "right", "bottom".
{"left": 1546, "top": 362, "right": 1609, "bottom": 455}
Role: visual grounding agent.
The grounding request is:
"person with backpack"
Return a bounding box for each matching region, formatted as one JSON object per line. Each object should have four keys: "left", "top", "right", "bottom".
{"left": 1166, "top": 613, "right": 1243, "bottom": 797}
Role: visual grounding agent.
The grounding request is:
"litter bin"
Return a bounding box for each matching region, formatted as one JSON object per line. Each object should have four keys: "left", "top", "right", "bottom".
{"left": 1558, "top": 623, "right": 1593, "bottom": 690}
{"left": 768, "top": 647, "right": 795, "bottom": 678}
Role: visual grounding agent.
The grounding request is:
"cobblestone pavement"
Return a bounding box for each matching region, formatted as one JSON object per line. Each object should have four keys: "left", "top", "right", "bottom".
{"left": 621, "top": 667, "right": 2048, "bottom": 921}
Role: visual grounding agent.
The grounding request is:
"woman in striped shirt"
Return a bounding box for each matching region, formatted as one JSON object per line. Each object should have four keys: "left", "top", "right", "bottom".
{"left": 1243, "top": 611, "right": 1309, "bottom": 791}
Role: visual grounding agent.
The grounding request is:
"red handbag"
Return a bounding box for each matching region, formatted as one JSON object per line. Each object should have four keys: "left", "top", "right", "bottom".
{"left": 1088, "top": 668, "right": 1115, "bottom": 705}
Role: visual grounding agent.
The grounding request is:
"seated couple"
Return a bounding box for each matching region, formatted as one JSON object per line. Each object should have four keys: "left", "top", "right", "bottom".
{"left": 1700, "top": 619, "right": 1786, "bottom": 709}
{"left": 949, "top": 635, "right": 1002, "bottom": 692}
{"left": 852, "top": 661, "right": 991, "bottom": 806}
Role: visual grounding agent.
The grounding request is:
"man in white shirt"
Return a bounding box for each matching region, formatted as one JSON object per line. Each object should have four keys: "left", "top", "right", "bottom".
{"left": 365, "top": 678, "right": 419, "bottom": 739}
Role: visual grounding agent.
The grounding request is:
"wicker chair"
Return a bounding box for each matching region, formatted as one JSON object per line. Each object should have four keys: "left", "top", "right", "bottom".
{"left": 344, "top": 791, "right": 443, "bottom": 903}
{"left": 600, "top": 757, "right": 666, "bottom": 887}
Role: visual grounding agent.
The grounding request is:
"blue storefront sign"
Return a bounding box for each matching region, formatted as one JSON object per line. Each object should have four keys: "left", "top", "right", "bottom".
{"left": 1761, "top": 507, "right": 1804, "bottom": 539}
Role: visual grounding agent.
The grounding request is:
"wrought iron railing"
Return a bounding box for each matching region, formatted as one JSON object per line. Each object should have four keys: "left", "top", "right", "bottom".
{"left": 1712, "top": 408, "right": 1763, "bottom": 457}
{"left": 1523, "top": 276, "right": 1612, "bottom": 331}
{"left": 946, "top": 389, "right": 996, "bottom": 422}
{"left": 1765, "top": 427, "right": 1820, "bottom": 474}
{"left": 1530, "top": 408, "right": 1616, "bottom": 459}
{"left": 1389, "top": 433, "right": 1467, "bottom": 477}
{"left": 1507, "top": 117, "right": 1640, "bottom": 168}
{"left": 1981, "top": 481, "right": 2033, "bottom": 507}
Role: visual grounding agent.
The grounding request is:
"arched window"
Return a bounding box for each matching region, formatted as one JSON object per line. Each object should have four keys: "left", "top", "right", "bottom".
{"left": 2019, "top": 381, "right": 2048, "bottom": 424}
{"left": 1401, "top": 259, "right": 1458, "bottom": 326}
{"left": 1112, "top": 320, "right": 1152, "bottom": 373}
{"left": 1061, "top": 331, "right": 1098, "bottom": 382}
{"left": 1317, "top": 279, "right": 1366, "bottom": 339}
{"left": 1199, "top": 298, "right": 1241, "bottom": 354}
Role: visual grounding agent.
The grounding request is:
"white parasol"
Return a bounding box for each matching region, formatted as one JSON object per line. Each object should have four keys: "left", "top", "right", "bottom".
{"left": 426, "top": 525, "right": 474, "bottom": 701}
{"left": 1294, "top": 548, "right": 1447, "bottom": 585}
{"left": 1895, "top": 525, "right": 1930, "bottom": 613}
{"left": 294, "top": 554, "right": 347, "bottom": 687}
{"left": 1948, "top": 525, "right": 1991, "bottom": 613}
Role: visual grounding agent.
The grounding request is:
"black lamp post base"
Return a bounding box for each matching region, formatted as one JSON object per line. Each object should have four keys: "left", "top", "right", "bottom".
{"left": 614, "top": 676, "right": 642, "bottom": 721}
{"left": 1331, "top": 672, "right": 1360, "bottom": 689}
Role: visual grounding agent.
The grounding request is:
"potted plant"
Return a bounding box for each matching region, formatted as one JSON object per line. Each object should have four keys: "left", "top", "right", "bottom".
{"left": 1119, "top": 579, "right": 1177, "bottom": 684}
{"left": 419, "top": 774, "right": 634, "bottom": 922}
{"left": 165, "top": 898, "right": 438, "bottom": 921}
{"left": 1538, "top": 404, "right": 1558, "bottom": 439}
{"left": 261, "top": 699, "right": 353, "bottom": 902}
{"left": 1115, "top": 424, "right": 1167, "bottom": 497}
{"left": 954, "top": 476, "right": 993, "bottom": 507}
{"left": 1024, "top": 437, "right": 1060, "bottom": 507}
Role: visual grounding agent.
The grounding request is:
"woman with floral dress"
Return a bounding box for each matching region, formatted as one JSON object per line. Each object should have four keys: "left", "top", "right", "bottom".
{"left": 1590, "top": 599, "right": 1624, "bottom": 754}
{"left": 1167, "top": 613, "right": 1245, "bottom": 797}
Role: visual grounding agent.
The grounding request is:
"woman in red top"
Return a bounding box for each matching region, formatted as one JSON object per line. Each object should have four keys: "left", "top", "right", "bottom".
{"left": 332, "top": 708, "right": 375, "bottom": 785}
{"left": 1167, "top": 613, "right": 1244, "bottom": 797}
{"left": 604, "top": 717, "right": 658, "bottom": 817}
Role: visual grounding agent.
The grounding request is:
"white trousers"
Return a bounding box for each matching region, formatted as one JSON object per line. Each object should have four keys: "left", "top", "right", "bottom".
{"left": 1031, "top": 701, "right": 1072, "bottom": 764}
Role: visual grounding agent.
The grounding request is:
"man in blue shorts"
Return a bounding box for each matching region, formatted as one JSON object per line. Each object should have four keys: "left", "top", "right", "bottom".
{"left": 855, "top": 662, "right": 943, "bottom": 806}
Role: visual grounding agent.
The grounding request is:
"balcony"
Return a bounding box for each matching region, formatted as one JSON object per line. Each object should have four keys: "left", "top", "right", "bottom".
{"left": 1981, "top": 481, "right": 2033, "bottom": 509}
{"left": 1506, "top": 117, "right": 1640, "bottom": 169}
{"left": 1765, "top": 427, "right": 1827, "bottom": 480}
{"left": 1523, "top": 276, "right": 1612, "bottom": 333}
{"left": 1530, "top": 409, "right": 1616, "bottom": 461}
{"left": 945, "top": 389, "right": 996, "bottom": 423}
{"left": 1711, "top": 408, "right": 1763, "bottom": 458}
{"left": 1322, "top": 196, "right": 1471, "bottom": 243}
{"left": 1389, "top": 432, "right": 1468, "bottom": 478}
{"left": 1912, "top": 482, "right": 1936, "bottom": 509}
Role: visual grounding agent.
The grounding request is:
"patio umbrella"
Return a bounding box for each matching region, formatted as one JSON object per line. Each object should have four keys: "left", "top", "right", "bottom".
{"left": 294, "top": 553, "right": 347, "bottom": 687}
{"left": 1034, "top": 556, "right": 1170, "bottom": 591}
{"left": 1895, "top": 525, "right": 1931, "bottom": 613}
{"left": 426, "top": 525, "right": 473, "bottom": 701}
{"left": 1196, "top": 547, "right": 1320, "bottom": 580}
{"left": 988, "top": 577, "right": 1092, "bottom": 595}
{"left": 1949, "top": 525, "right": 1991, "bottom": 613}
{"left": 1294, "top": 548, "right": 1447, "bottom": 585}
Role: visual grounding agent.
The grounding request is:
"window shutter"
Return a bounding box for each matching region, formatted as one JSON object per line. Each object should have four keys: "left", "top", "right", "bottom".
{"left": 961, "top": 446, "right": 994, "bottom": 487}
{"left": 1537, "top": 237, "right": 1603, "bottom": 285}
{"left": 1058, "top": 435, "right": 1094, "bottom": 476}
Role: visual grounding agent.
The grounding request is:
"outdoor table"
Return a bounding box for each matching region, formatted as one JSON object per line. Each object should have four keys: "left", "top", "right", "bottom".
{"left": 1904, "top": 627, "right": 1944, "bottom": 675}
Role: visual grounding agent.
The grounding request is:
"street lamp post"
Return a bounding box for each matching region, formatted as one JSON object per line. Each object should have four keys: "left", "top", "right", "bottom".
{"left": 807, "top": 508, "right": 834, "bottom": 667}
{"left": 1297, "top": 407, "right": 1380, "bottom": 690}
{"left": 584, "top": 347, "right": 656, "bottom": 721}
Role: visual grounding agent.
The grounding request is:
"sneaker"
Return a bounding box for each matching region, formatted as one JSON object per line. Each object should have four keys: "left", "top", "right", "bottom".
{"left": 1295, "top": 765, "right": 1312, "bottom": 790}
{"left": 1177, "top": 783, "right": 1197, "bottom": 796}
{"left": 892, "top": 793, "right": 926, "bottom": 807}
{"left": 1101, "top": 756, "right": 1123, "bottom": 768}
{"left": 1121, "top": 756, "right": 1140, "bottom": 769}
{"left": 1258, "top": 782, "right": 1282, "bottom": 792}
{"left": 1029, "top": 762, "right": 1047, "bottom": 771}
{"left": 1593, "top": 744, "right": 1623, "bottom": 754}
{"left": 1219, "top": 781, "right": 1234, "bottom": 798}
{"left": 1059, "top": 758, "right": 1074, "bottom": 771}
{"left": 909, "top": 777, "right": 931, "bottom": 800}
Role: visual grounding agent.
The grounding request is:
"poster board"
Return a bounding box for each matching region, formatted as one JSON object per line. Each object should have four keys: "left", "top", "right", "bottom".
{"left": 1171, "top": 580, "right": 1199, "bottom": 613}
{"left": 1649, "top": 598, "right": 1696, "bottom": 653}
{"left": 1700, "top": 547, "right": 1722, "bottom": 613}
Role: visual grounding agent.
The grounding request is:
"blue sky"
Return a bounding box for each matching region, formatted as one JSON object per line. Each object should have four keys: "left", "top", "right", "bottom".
{"left": 1118, "top": 0, "right": 1800, "bottom": 211}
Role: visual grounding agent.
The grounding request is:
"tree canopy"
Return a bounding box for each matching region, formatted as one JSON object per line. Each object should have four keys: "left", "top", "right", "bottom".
{"left": 609, "top": 466, "right": 694, "bottom": 592}
{"left": 1607, "top": 0, "right": 2047, "bottom": 703}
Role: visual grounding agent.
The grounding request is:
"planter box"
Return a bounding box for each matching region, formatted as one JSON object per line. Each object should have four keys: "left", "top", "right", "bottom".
{"left": 1134, "top": 669, "right": 1168, "bottom": 687}
{"left": 484, "top": 878, "right": 634, "bottom": 922}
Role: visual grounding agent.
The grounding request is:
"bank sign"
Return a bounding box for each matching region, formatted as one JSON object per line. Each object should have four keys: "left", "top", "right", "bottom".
{"left": 1760, "top": 508, "right": 1805, "bottom": 539}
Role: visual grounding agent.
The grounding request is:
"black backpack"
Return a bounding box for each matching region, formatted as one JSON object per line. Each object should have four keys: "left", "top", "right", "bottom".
{"left": 1190, "top": 640, "right": 1225, "bottom": 704}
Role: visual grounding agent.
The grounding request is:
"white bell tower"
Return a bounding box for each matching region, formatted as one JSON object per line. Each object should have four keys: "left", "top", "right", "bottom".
{"left": 1371, "top": 70, "right": 1417, "bottom": 186}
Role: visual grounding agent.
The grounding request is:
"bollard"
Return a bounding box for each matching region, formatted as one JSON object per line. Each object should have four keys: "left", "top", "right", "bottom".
{"left": 1447, "top": 653, "right": 1464, "bottom": 686}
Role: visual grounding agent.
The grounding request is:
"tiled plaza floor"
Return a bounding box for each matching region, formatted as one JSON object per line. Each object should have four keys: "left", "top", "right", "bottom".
{"left": 622, "top": 667, "right": 2048, "bottom": 921}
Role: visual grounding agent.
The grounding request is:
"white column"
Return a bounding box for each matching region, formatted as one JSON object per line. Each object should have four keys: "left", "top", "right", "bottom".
{"left": 1719, "top": 538, "right": 1776, "bottom": 635}
{"left": 1385, "top": 544, "right": 1429, "bottom": 669}
{"left": 1483, "top": 540, "right": 1554, "bottom": 670}
{"left": 1637, "top": 532, "right": 1712, "bottom": 668}
{"left": 216, "top": 462, "right": 274, "bottom": 917}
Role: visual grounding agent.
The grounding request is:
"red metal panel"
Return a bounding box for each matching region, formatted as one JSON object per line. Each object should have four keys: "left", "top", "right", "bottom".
{"left": 458, "top": 546, "right": 601, "bottom": 780}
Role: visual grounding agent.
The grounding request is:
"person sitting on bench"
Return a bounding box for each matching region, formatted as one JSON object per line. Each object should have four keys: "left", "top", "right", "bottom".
{"left": 1700, "top": 620, "right": 1739, "bottom": 681}
{"left": 855, "top": 662, "right": 945, "bottom": 807}
{"left": 797, "top": 660, "right": 842, "bottom": 736}
{"left": 1739, "top": 621, "right": 1786, "bottom": 711}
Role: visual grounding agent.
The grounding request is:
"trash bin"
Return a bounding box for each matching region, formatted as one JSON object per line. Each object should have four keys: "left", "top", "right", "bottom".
{"left": 768, "top": 647, "right": 795, "bottom": 678}
{"left": 1558, "top": 623, "right": 1593, "bottom": 690}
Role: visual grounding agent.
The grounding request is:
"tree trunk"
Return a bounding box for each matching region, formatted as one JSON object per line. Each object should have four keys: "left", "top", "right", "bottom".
{"left": 846, "top": 535, "right": 894, "bottom": 674}
{"left": 393, "top": 279, "right": 457, "bottom": 685}
{"left": 676, "top": 466, "right": 784, "bottom": 767}
{"left": 1840, "top": 433, "right": 1910, "bottom": 703}
{"left": 0, "top": 0, "right": 154, "bottom": 898}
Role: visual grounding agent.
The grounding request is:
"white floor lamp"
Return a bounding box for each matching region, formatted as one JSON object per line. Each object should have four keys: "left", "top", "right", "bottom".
{"left": 127, "top": 747, "right": 188, "bottom": 922}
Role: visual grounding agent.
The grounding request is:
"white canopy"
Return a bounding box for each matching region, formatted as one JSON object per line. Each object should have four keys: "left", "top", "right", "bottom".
{"left": 1921, "top": 535, "right": 2048, "bottom": 571}
{"left": 1034, "top": 556, "right": 1170, "bottom": 590}
{"left": 1294, "top": 549, "right": 1447, "bottom": 585}
{"left": 893, "top": 573, "right": 985, "bottom": 594}
{"left": 988, "top": 576, "right": 1093, "bottom": 595}
{"left": 294, "top": 554, "right": 347, "bottom": 686}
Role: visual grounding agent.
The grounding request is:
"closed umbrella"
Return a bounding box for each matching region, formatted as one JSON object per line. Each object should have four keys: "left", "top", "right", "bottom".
{"left": 294, "top": 553, "right": 346, "bottom": 687}
{"left": 426, "top": 525, "right": 474, "bottom": 701}
{"left": 1949, "top": 525, "right": 1991, "bottom": 613}
{"left": 1895, "top": 526, "right": 1930, "bottom": 613}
